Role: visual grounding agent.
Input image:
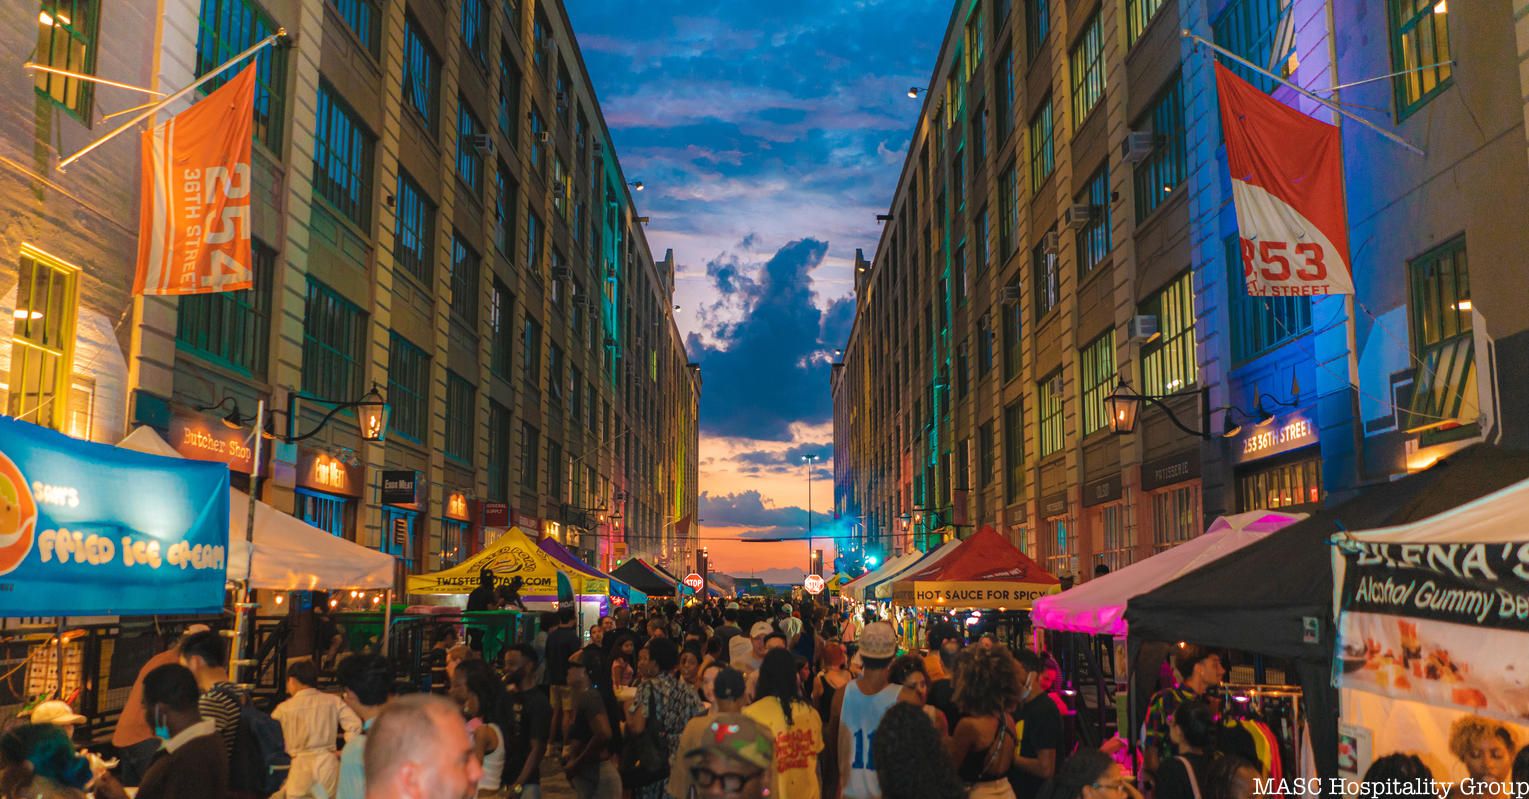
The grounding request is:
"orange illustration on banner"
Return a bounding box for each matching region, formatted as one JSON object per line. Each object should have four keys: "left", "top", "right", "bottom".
{"left": 134, "top": 65, "right": 257, "bottom": 296}
{"left": 1216, "top": 62, "right": 1353, "bottom": 297}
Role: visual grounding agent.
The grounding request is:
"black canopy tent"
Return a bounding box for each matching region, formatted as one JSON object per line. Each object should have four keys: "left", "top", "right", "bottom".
{"left": 612, "top": 559, "right": 677, "bottom": 597}
{"left": 1125, "top": 444, "right": 1529, "bottom": 780}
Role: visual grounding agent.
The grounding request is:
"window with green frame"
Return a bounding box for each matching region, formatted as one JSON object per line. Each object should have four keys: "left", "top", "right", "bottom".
{"left": 1225, "top": 236, "right": 1311, "bottom": 361}
{"left": 487, "top": 400, "right": 511, "bottom": 502}
{"left": 996, "top": 48, "right": 1015, "bottom": 141}
{"left": 177, "top": 238, "right": 274, "bottom": 375}
{"left": 1038, "top": 372, "right": 1065, "bottom": 457}
{"left": 519, "top": 421, "right": 539, "bottom": 491}
{"left": 10, "top": 247, "right": 79, "bottom": 432}
{"left": 445, "top": 371, "right": 475, "bottom": 461}
{"left": 526, "top": 209, "right": 544, "bottom": 272}
{"left": 1003, "top": 400, "right": 1024, "bottom": 502}
{"left": 394, "top": 171, "right": 434, "bottom": 286}
{"left": 490, "top": 279, "right": 513, "bottom": 378}
{"left": 1077, "top": 164, "right": 1111, "bottom": 274}
{"left": 1388, "top": 0, "right": 1453, "bottom": 118}
{"left": 456, "top": 99, "right": 485, "bottom": 195}
{"left": 999, "top": 162, "right": 1018, "bottom": 256}
{"left": 529, "top": 107, "right": 546, "bottom": 174}
{"left": 313, "top": 82, "right": 374, "bottom": 227}
{"left": 1141, "top": 273, "right": 1197, "bottom": 395}
{"left": 1213, "top": 0, "right": 1297, "bottom": 94}
{"left": 402, "top": 14, "right": 439, "bottom": 132}
{"left": 1404, "top": 236, "right": 1475, "bottom": 432}
{"left": 1133, "top": 73, "right": 1186, "bottom": 223}
{"left": 499, "top": 45, "right": 521, "bottom": 145}
{"left": 386, "top": 332, "right": 428, "bottom": 441}
{"left": 35, "top": 0, "right": 98, "bottom": 118}
{"left": 1070, "top": 12, "right": 1104, "bottom": 126}
{"left": 301, "top": 279, "right": 367, "bottom": 400}
{"left": 461, "top": 0, "right": 488, "bottom": 67}
{"left": 196, "top": 0, "right": 287, "bottom": 149}
{"left": 328, "top": 0, "right": 379, "bottom": 56}
{"left": 964, "top": 6, "right": 985, "bottom": 80}
{"left": 1002, "top": 279, "right": 1022, "bottom": 381}
{"left": 1026, "top": 0, "right": 1049, "bottom": 58}
{"left": 449, "top": 234, "right": 479, "bottom": 328}
{"left": 1029, "top": 96, "right": 1055, "bottom": 192}
{"left": 1127, "top": 0, "right": 1168, "bottom": 46}
{"left": 1080, "top": 331, "right": 1116, "bottom": 435}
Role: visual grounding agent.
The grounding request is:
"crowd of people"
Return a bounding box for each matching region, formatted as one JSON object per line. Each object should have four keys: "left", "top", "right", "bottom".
{"left": 9, "top": 596, "right": 1529, "bottom": 799}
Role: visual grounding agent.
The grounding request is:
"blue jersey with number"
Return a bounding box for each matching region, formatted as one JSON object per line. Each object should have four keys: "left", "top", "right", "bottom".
{"left": 841, "top": 682, "right": 901, "bottom": 799}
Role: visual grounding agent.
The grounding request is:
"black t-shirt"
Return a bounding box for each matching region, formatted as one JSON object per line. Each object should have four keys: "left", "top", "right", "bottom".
{"left": 714, "top": 624, "right": 742, "bottom": 657}
{"left": 466, "top": 584, "right": 496, "bottom": 612}
{"left": 544, "top": 627, "right": 581, "bottom": 686}
{"left": 568, "top": 688, "right": 620, "bottom": 774}
{"left": 1008, "top": 694, "right": 1063, "bottom": 799}
{"left": 928, "top": 678, "right": 958, "bottom": 734}
{"left": 1155, "top": 753, "right": 1213, "bottom": 799}
{"left": 504, "top": 687, "right": 553, "bottom": 786}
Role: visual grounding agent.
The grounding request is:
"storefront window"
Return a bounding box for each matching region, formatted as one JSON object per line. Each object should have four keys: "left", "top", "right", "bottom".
{"left": 1041, "top": 514, "right": 1077, "bottom": 578}
{"left": 1237, "top": 455, "right": 1322, "bottom": 511}
{"left": 1151, "top": 483, "right": 1202, "bottom": 551}
{"left": 1094, "top": 503, "right": 1131, "bottom": 573}
{"left": 441, "top": 518, "right": 468, "bottom": 568}
{"left": 380, "top": 505, "right": 415, "bottom": 564}
{"left": 297, "top": 488, "right": 349, "bottom": 538}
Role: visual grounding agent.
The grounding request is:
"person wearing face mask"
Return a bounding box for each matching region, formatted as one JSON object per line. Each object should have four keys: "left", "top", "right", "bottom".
{"left": 1445, "top": 715, "right": 1516, "bottom": 799}
{"left": 364, "top": 694, "right": 484, "bottom": 799}
{"left": 1007, "top": 649, "right": 1060, "bottom": 799}
{"left": 137, "top": 663, "right": 229, "bottom": 799}
{"left": 671, "top": 666, "right": 748, "bottom": 799}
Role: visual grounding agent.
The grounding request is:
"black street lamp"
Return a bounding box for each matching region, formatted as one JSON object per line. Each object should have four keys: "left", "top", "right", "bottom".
{"left": 1103, "top": 382, "right": 1213, "bottom": 439}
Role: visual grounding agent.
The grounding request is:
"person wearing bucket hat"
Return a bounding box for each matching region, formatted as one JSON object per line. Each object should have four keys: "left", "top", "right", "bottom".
{"left": 683, "top": 713, "right": 775, "bottom": 799}
{"left": 670, "top": 668, "right": 750, "bottom": 799}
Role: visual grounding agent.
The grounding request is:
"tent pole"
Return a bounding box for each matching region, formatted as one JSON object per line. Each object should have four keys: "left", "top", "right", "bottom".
{"left": 381, "top": 589, "right": 393, "bottom": 656}
{"left": 231, "top": 398, "right": 264, "bottom": 684}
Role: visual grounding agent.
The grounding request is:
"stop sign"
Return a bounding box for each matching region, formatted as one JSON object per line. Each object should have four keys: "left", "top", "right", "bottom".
{"left": 803, "top": 573, "right": 825, "bottom": 595}
{"left": 683, "top": 572, "right": 705, "bottom": 592}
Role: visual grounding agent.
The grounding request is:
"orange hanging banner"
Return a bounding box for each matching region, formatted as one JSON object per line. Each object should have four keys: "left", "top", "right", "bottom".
{"left": 134, "top": 65, "right": 257, "bottom": 296}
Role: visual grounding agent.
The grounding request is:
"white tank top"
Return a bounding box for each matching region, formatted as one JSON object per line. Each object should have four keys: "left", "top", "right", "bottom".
{"left": 478, "top": 722, "right": 506, "bottom": 790}
{"left": 841, "top": 682, "right": 901, "bottom": 799}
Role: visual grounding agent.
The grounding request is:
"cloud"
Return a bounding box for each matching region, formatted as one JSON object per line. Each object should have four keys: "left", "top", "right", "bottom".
{"left": 699, "top": 490, "right": 807, "bottom": 529}
{"left": 734, "top": 442, "right": 833, "bottom": 473}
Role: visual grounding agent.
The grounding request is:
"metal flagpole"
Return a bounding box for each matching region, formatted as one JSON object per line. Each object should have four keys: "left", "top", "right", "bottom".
{"left": 56, "top": 29, "right": 285, "bottom": 172}
{"left": 1181, "top": 30, "right": 1425, "bottom": 156}
{"left": 22, "top": 63, "right": 167, "bottom": 96}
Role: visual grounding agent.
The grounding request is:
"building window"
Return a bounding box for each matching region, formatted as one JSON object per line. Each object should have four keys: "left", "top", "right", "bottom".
{"left": 499, "top": 46, "right": 521, "bottom": 144}
{"left": 1003, "top": 401, "right": 1024, "bottom": 502}
{"left": 395, "top": 171, "right": 434, "bottom": 285}
{"left": 495, "top": 164, "right": 518, "bottom": 257}
{"left": 461, "top": 0, "right": 488, "bottom": 66}
{"left": 1076, "top": 164, "right": 1111, "bottom": 274}
{"left": 445, "top": 371, "right": 475, "bottom": 461}
{"left": 488, "top": 400, "right": 511, "bottom": 502}
{"left": 1238, "top": 456, "right": 1323, "bottom": 511}
{"left": 952, "top": 149, "right": 966, "bottom": 211}
{"left": 1141, "top": 272, "right": 1197, "bottom": 395}
{"left": 1095, "top": 503, "right": 1131, "bottom": 572}
{"left": 456, "top": 100, "right": 485, "bottom": 195}
{"left": 964, "top": 6, "right": 985, "bottom": 79}
{"left": 532, "top": 13, "right": 549, "bottom": 73}
{"left": 548, "top": 440, "right": 564, "bottom": 501}
{"left": 1026, "top": 0, "right": 1049, "bottom": 57}
{"left": 328, "top": 0, "right": 379, "bottom": 56}
{"left": 1080, "top": 331, "right": 1116, "bottom": 436}
{"left": 974, "top": 207, "right": 991, "bottom": 274}
{"left": 996, "top": 49, "right": 1015, "bottom": 141}
{"left": 999, "top": 162, "right": 1019, "bottom": 257}
{"left": 956, "top": 341, "right": 969, "bottom": 399}
{"left": 1029, "top": 96, "right": 1055, "bottom": 192}
{"left": 1134, "top": 75, "right": 1186, "bottom": 223}
{"left": 9, "top": 247, "right": 78, "bottom": 430}
{"left": 1388, "top": 0, "right": 1452, "bottom": 118}
{"left": 971, "top": 104, "right": 987, "bottom": 164}
{"left": 380, "top": 506, "right": 415, "bottom": 562}
{"left": 1404, "top": 236, "right": 1475, "bottom": 432}
{"left": 978, "top": 314, "right": 995, "bottom": 376}
{"left": 1001, "top": 282, "right": 1022, "bottom": 381}
{"left": 301, "top": 279, "right": 367, "bottom": 400}
{"left": 313, "top": 82, "right": 374, "bottom": 228}
{"left": 519, "top": 422, "right": 539, "bottom": 491}
{"left": 529, "top": 107, "right": 546, "bottom": 174}
{"left": 1213, "top": 0, "right": 1297, "bottom": 94}
{"left": 449, "top": 234, "right": 480, "bottom": 328}
{"left": 1127, "top": 0, "right": 1168, "bottom": 46}
{"left": 1034, "top": 237, "right": 1060, "bottom": 319}
{"left": 526, "top": 209, "right": 544, "bottom": 272}
{"left": 549, "top": 343, "right": 565, "bottom": 403}
{"left": 196, "top": 0, "right": 287, "bottom": 148}
{"left": 177, "top": 239, "right": 274, "bottom": 375}
{"left": 490, "top": 280, "right": 513, "bottom": 379}
{"left": 1038, "top": 372, "right": 1064, "bottom": 457}
{"left": 572, "top": 366, "right": 584, "bottom": 418}
{"left": 387, "top": 333, "right": 429, "bottom": 442}
{"left": 440, "top": 518, "right": 468, "bottom": 568}
{"left": 35, "top": 0, "right": 98, "bottom": 117}
{"left": 954, "top": 245, "right": 968, "bottom": 304}
{"left": 1226, "top": 236, "right": 1311, "bottom": 361}
{"left": 402, "top": 14, "right": 439, "bottom": 132}
{"left": 553, "top": 156, "right": 571, "bottom": 219}
{"left": 1041, "top": 515, "right": 1077, "bottom": 578}
{"left": 521, "top": 318, "right": 541, "bottom": 384}
{"left": 1070, "top": 13, "right": 1104, "bottom": 126}
{"left": 297, "top": 489, "right": 348, "bottom": 537}
{"left": 978, "top": 420, "right": 996, "bottom": 488}
{"left": 1151, "top": 483, "right": 1201, "bottom": 551}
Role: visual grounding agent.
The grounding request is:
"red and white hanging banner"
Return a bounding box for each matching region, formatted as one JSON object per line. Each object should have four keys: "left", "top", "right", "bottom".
{"left": 1216, "top": 62, "right": 1353, "bottom": 297}
{"left": 134, "top": 65, "right": 257, "bottom": 296}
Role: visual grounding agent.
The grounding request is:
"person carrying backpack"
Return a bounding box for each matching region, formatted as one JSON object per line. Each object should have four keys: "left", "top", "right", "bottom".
{"left": 180, "top": 630, "right": 290, "bottom": 797}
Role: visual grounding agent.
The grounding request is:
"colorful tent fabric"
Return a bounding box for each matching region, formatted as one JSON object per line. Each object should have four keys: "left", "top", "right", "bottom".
{"left": 872, "top": 540, "right": 963, "bottom": 600}
{"left": 612, "top": 558, "right": 676, "bottom": 596}
{"left": 537, "top": 537, "right": 617, "bottom": 595}
{"left": 1030, "top": 510, "right": 1305, "bottom": 636}
{"left": 408, "top": 527, "right": 590, "bottom": 596}
{"left": 891, "top": 526, "right": 1060, "bottom": 609}
{"left": 843, "top": 552, "right": 921, "bottom": 601}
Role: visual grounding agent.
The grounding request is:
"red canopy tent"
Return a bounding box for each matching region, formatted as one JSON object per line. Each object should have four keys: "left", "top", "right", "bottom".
{"left": 890, "top": 526, "right": 1061, "bottom": 609}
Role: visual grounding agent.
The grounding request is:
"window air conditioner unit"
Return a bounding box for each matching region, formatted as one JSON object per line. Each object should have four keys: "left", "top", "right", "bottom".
{"left": 469, "top": 134, "right": 494, "bottom": 155}
{"left": 537, "top": 131, "right": 552, "bottom": 144}
{"left": 1048, "top": 378, "right": 1065, "bottom": 398}
{"left": 1063, "top": 203, "right": 1095, "bottom": 231}
{"left": 1042, "top": 230, "right": 1060, "bottom": 255}
{"left": 1001, "top": 285, "right": 1021, "bottom": 304}
{"left": 1128, "top": 314, "right": 1160, "bottom": 342}
{"left": 1122, "top": 130, "right": 1156, "bottom": 163}
{"left": 552, "top": 266, "right": 572, "bottom": 281}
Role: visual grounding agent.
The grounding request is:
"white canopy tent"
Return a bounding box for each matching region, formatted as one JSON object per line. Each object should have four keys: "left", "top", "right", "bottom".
{"left": 874, "top": 538, "right": 963, "bottom": 600}
{"left": 1031, "top": 510, "right": 1305, "bottom": 636}
{"left": 118, "top": 427, "right": 395, "bottom": 590}
{"left": 842, "top": 551, "right": 921, "bottom": 602}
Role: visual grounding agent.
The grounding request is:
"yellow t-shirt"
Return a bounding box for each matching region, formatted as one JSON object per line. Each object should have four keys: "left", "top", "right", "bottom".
{"left": 744, "top": 698, "right": 825, "bottom": 799}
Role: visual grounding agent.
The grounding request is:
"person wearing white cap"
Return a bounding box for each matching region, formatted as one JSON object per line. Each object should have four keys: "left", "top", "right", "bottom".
{"left": 112, "top": 623, "right": 210, "bottom": 786}
{"left": 829, "top": 621, "right": 902, "bottom": 799}
{"left": 29, "top": 699, "right": 87, "bottom": 739}
{"left": 730, "top": 621, "right": 774, "bottom": 675}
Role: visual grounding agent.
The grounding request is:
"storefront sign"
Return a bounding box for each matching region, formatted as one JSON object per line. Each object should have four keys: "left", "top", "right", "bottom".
{"left": 1233, "top": 413, "right": 1317, "bottom": 464}
{"left": 483, "top": 502, "right": 509, "bottom": 527}
{"left": 0, "top": 417, "right": 229, "bottom": 616}
{"left": 297, "top": 449, "right": 361, "bottom": 497}
{"left": 446, "top": 492, "right": 470, "bottom": 521}
{"left": 381, "top": 470, "right": 417, "bottom": 505}
{"left": 1141, "top": 450, "right": 1202, "bottom": 491}
{"left": 170, "top": 413, "right": 255, "bottom": 473}
{"left": 1041, "top": 492, "right": 1069, "bottom": 518}
{"left": 513, "top": 512, "right": 542, "bottom": 534}
{"left": 1082, "top": 474, "right": 1122, "bottom": 508}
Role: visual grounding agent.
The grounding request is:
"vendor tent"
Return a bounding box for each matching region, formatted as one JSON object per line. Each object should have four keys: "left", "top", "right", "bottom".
{"left": 1124, "top": 444, "right": 1529, "bottom": 780}
{"left": 842, "top": 552, "right": 919, "bottom": 601}
{"left": 891, "top": 527, "right": 1059, "bottom": 609}
{"left": 538, "top": 537, "right": 615, "bottom": 594}
{"left": 612, "top": 559, "right": 676, "bottom": 597}
{"left": 118, "top": 427, "right": 394, "bottom": 590}
{"left": 408, "top": 527, "right": 583, "bottom": 598}
{"left": 873, "top": 539, "right": 964, "bottom": 600}
{"left": 1031, "top": 511, "right": 1304, "bottom": 636}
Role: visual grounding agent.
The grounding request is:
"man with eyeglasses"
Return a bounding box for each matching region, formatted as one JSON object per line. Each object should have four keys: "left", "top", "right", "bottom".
{"left": 681, "top": 713, "right": 776, "bottom": 799}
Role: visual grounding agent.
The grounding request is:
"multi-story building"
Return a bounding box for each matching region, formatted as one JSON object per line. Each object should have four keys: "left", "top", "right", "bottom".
{"left": 834, "top": 0, "right": 1529, "bottom": 578}
{"left": 3, "top": 0, "right": 698, "bottom": 589}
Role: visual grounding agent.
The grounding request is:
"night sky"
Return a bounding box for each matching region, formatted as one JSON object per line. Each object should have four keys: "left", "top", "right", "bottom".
{"left": 567, "top": 0, "right": 948, "bottom": 578}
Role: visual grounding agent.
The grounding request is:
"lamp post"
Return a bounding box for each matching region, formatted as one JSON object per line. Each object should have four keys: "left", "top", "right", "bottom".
{"left": 802, "top": 454, "right": 819, "bottom": 573}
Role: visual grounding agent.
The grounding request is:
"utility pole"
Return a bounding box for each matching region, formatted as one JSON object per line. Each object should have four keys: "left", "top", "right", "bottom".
{"left": 803, "top": 454, "right": 819, "bottom": 573}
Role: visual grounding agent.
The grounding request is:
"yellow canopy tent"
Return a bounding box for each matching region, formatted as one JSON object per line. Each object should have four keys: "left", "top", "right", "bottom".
{"left": 407, "top": 527, "right": 607, "bottom": 596}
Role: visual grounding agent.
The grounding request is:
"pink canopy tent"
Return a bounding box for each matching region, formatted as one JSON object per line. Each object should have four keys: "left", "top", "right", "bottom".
{"left": 1030, "top": 510, "right": 1305, "bottom": 636}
